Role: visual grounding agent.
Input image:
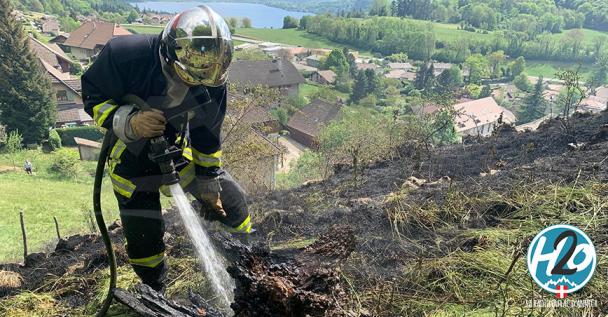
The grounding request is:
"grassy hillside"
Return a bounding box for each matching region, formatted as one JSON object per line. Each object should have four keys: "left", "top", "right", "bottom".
{"left": 122, "top": 24, "right": 163, "bottom": 35}
{"left": 0, "top": 149, "right": 119, "bottom": 262}
{"left": 235, "top": 28, "right": 371, "bottom": 54}
{"left": 527, "top": 60, "right": 593, "bottom": 78}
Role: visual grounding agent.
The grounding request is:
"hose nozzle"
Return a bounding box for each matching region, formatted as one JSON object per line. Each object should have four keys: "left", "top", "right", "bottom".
{"left": 148, "top": 137, "right": 182, "bottom": 186}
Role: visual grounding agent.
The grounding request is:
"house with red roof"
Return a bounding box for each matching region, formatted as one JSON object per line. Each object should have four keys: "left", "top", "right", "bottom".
{"left": 63, "top": 20, "right": 131, "bottom": 60}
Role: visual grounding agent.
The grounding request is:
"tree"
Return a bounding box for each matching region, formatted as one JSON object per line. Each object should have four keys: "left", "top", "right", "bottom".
{"left": 227, "top": 17, "right": 238, "bottom": 31}
{"left": 324, "top": 49, "right": 350, "bottom": 76}
{"left": 127, "top": 10, "right": 139, "bottom": 23}
{"left": 465, "top": 54, "right": 490, "bottom": 84}
{"left": 283, "top": 16, "right": 299, "bottom": 29}
{"left": 242, "top": 17, "right": 252, "bottom": 28}
{"left": 479, "top": 84, "right": 492, "bottom": 98}
{"left": 4, "top": 129, "right": 23, "bottom": 168}
{"left": 587, "top": 52, "right": 608, "bottom": 94}
{"left": 518, "top": 77, "right": 547, "bottom": 123}
{"left": 432, "top": 109, "right": 459, "bottom": 145}
{"left": 369, "top": 0, "right": 391, "bottom": 16}
{"left": 488, "top": 50, "right": 506, "bottom": 78}
{"left": 513, "top": 73, "right": 533, "bottom": 92}
{"left": 319, "top": 107, "right": 395, "bottom": 186}
{"left": 0, "top": 0, "right": 56, "bottom": 144}
{"left": 436, "top": 66, "right": 463, "bottom": 93}
{"left": 350, "top": 71, "right": 368, "bottom": 104}
{"left": 510, "top": 56, "right": 526, "bottom": 78}
{"left": 386, "top": 53, "right": 408, "bottom": 62}
{"left": 343, "top": 48, "right": 358, "bottom": 78}
{"left": 365, "top": 69, "right": 383, "bottom": 97}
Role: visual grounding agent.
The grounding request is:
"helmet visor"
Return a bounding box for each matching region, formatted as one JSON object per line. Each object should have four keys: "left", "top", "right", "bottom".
{"left": 169, "top": 6, "right": 233, "bottom": 86}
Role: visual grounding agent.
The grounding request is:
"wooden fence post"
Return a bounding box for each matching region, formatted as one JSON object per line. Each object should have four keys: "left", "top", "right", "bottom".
{"left": 53, "top": 216, "right": 61, "bottom": 240}
{"left": 19, "top": 211, "right": 27, "bottom": 262}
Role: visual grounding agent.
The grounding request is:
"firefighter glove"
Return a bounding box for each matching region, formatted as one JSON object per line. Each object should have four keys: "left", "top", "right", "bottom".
{"left": 197, "top": 177, "right": 227, "bottom": 219}
{"left": 129, "top": 109, "right": 166, "bottom": 138}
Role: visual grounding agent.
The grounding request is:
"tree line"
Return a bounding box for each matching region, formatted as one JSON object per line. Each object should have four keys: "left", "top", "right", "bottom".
{"left": 301, "top": 15, "right": 435, "bottom": 61}
{"left": 370, "top": 0, "right": 608, "bottom": 33}
{"left": 301, "top": 15, "right": 608, "bottom": 65}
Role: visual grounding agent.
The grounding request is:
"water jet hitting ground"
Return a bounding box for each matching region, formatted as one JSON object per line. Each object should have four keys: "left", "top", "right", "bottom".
{"left": 169, "top": 184, "right": 234, "bottom": 314}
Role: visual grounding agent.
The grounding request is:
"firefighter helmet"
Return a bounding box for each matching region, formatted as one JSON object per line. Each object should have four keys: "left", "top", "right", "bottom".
{"left": 161, "top": 5, "right": 233, "bottom": 87}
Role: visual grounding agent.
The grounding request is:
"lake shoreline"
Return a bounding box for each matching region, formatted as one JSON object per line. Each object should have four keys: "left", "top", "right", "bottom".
{"left": 129, "top": 1, "right": 314, "bottom": 28}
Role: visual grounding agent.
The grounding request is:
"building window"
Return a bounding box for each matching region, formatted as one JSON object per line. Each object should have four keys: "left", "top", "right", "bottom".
{"left": 56, "top": 90, "right": 68, "bottom": 101}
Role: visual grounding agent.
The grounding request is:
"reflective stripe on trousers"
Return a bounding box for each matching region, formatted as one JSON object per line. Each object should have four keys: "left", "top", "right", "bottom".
{"left": 183, "top": 148, "right": 222, "bottom": 168}
{"left": 129, "top": 251, "right": 165, "bottom": 268}
{"left": 226, "top": 215, "right": 252, "bottom": 233}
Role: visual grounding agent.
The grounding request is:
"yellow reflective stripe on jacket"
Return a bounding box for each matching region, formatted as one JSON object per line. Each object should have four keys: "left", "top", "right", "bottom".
{"left": 129, "top": 252, "right": 165, "bottom": 268}
{"left": 110, "top": 140, "right": 127, "bottom": 161}
{"left": 228, "top": 215, "right": 251, "bottom": 233}
{"left": 92, "top": 100, "right": 118, "bottom": 127}
{"left": 191, "top": 148, "right": 222, "bottom": 168}
{"left": 109, "top": 171, "right": 136, "bottom": 198}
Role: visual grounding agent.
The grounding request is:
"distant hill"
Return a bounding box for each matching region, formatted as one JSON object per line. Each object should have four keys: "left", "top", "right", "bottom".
{"left": 14, "top": 0, "right": 133, "bottom": 15}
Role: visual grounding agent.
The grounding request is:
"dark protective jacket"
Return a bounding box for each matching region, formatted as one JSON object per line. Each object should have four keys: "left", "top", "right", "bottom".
{"left": 81, "top": 34, "right": 226, "bottom": 176}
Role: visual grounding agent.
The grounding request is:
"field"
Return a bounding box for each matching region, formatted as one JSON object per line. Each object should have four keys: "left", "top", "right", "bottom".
{"left": 527, "top": 60, "right": 593, "bottom": 79}
{"left": 0, "top": 148, "right": 121, "bottom": 262}
{"left": 429, "top": 20, "right": 496, "bottom": 42}
{"left": 235, "top": 28, "right": 372, "bottom": 55}
{"left": 122, "top": 24, "right": 164, "bottom": 35}
{"left": 549, "top": 27, "right": 608, "bottom": 46}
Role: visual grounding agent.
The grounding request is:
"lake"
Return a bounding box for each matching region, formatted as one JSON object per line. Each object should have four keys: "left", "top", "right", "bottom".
{"left": 130, "top": 2, "right": 314, "bottom": 28}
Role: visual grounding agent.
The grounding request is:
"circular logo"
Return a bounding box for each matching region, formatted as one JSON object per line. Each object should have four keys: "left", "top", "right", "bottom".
{"left": 527, "top": 224, "right": 596, "bottom": 297}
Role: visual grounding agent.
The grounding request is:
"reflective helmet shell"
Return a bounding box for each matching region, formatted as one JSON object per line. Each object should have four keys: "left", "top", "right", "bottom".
{"left": 161, "top": 5, "right": 233, "bottom": 87}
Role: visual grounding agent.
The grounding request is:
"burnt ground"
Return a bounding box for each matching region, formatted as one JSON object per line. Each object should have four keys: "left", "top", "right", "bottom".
{"left": 2, "top": 112, "right": 608, "bottom": 316}
{"left": 253, "top": 111, "right": 608, "bottom": 267}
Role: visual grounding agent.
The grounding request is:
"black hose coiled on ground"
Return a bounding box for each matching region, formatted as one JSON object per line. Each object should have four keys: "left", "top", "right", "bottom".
{"left": 93, "top": 131, "right": 118, "bottom": 317}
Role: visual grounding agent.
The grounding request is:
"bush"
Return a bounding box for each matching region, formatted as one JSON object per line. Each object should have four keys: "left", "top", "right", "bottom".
{"left": 0, "top": 124, "right": 6, "bottom": 146}
{"left": 276, "top": 150, "right": 326, "bottom": 189}
{"left": 49, "top": 148, "right": 80, "bottom": 178}
{"left": 48, "top": 129, "right": 62, "bottom": 151}
{"left": 513, "top": 73, "right": 533, "bottom": 92}
{"left": 55, "top": 126, "right": 104, "bottom": 146}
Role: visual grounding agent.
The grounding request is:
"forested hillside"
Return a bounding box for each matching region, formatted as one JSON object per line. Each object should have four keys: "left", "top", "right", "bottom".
{"left": 14, "top": 0, "right": 132, "bottom": 15}
{"left": 301, "top": 15, "right": 608, "bottom": 64}
{"left": 379, "top": 0, "right": 608, "bottom": 32}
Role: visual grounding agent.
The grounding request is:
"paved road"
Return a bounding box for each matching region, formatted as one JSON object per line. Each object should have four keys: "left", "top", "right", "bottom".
{"left": 275, "top": 135, "right": 306, "bottom": 173}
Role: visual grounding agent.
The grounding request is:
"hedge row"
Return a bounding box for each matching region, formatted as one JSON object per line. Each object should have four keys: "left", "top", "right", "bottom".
{"left": 55, "top": 126, "right": 104, "bottom": 146}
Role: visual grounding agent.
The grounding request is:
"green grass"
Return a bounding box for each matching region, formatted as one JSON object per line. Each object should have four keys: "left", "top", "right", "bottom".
{"left": 122, "top": 24, "right": 164, "bottom": 35}
{"left": 299, "top": 83, "right": 321, "bottom": 98}
{"left": 0, "top": 148, "right": 120, "bottom": 262}
{"left": 431, "top": 21, "right": 496, "bottom": 43}
{"left": 236, "top": 28, "right": 372, "bottom": 55}
{"left": 299, "top": 82, "right": 349, "bottom": 101}
{"left": 549, "top": 27, "right": 608, "bottom": 46}
{"left": 526, "top": 60, "right": 593, "bottom": 79}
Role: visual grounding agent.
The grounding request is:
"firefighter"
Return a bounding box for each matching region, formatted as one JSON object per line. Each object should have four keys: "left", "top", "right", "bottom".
{"left": 81, "top": 6, "right": 251, "bottom": 291}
